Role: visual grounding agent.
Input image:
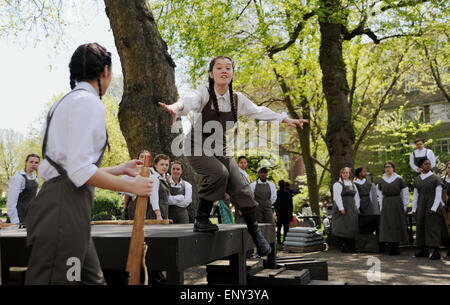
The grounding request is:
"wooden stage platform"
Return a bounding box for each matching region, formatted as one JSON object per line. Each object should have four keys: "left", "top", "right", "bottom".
{"left": 0, "top": 223, "right": 275, "bottom": 285}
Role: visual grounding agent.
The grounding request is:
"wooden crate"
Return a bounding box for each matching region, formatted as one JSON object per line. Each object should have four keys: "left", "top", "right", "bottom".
{"left": 248, "top": 268, "right": 310, "bottom": 285}
{"left": 277, "top": 259, "right": 328, "bottom": 281}
{"left": 206, "top": 259, "right": 263, "bottom": 284}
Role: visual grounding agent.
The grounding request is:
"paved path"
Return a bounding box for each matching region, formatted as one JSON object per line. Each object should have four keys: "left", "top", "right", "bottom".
{"left": 184, "top": 247, "right": 450, "bottom": 285}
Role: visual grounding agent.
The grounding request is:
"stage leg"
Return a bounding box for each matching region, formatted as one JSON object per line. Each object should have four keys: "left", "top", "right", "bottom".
{"left": 230, "top": 251, "right": 246, "bottom": 285}
{"left": 166, "top": 270, "right": 184, "bottom": 285}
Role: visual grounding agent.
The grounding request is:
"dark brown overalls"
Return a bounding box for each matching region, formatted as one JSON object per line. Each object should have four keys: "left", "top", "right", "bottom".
{"left": 25, "top": 89, "right": 107, "bottom": 285}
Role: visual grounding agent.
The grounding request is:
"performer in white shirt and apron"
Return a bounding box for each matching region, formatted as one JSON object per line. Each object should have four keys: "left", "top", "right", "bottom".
{"left": 377, "top": 161, "right": 409, "bottom": 256}
{"left": 6, "top": 154, "right": 40, "bottom": 224}
{"left": 148, "top": 154, "right": 171, "bottom": 220}
{"left": 412, "top": 159, "right": 445, "bottom": 260}
{"left": 331, "top": 167, "right": 360, "bottom": 253}
{"left": 250, "top": 167, "right": 277, "bottom": 224}
{"left": 410, "top": 137, "right": 436, "bottom": 177}
{"left": 24, "top": 43, "right": 153, "bottom": 285}
{"left": 159, "top": 56, "right": 308, "bottom": 257}
{"left": 168, "top": 160, "right": 192, "bottom": 224}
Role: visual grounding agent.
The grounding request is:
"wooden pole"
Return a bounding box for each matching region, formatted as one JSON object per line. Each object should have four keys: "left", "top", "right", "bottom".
{"left": 126, "top": 154, "right": 151, "bottom": 285}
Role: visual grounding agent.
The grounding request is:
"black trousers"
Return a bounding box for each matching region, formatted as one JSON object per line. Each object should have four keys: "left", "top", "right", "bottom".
{"left": 277, "top": 222, "right": 290, "bottom": 243}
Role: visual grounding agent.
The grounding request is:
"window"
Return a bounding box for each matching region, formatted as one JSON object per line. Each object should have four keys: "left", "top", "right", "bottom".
{"left": 433, "top": 138, "right": 450, "bottom": 154}
{"left": 403, "top": 107, "right": 420, "bottom": 122}
{"left": 430, "top": 103, "right": 450, "bottom": 123}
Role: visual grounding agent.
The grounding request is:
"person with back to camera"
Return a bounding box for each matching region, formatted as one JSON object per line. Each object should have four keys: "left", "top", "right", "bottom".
{"left": 25, "top": 43, "right": 153, "bottom": 284}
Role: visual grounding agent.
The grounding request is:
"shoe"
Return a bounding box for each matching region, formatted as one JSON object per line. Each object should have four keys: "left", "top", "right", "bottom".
{"left": 193, "top": 199, "right": 219, "bottom": 232}
{"left": 429, "top": 248, "right": 441, "bottom": 260}
{"left": 242, "top": 209, "right": 272, "bottom": 257}
{"left": 414, "top": 246, "right": 429, "bottom": 258}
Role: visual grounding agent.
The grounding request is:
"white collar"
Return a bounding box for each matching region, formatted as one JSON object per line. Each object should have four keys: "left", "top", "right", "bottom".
{"left": 257, "top": 179, "right": 270, "bottom": 184}
{"left": 355, "top": 178, "right": 366, "bottom": 185}
{"left": 20, "top": 169, "right": 36, "bottom": 180}
{"left": 338, "top": 178, "right": 352, "bottom": 184}
{"left": 420, "top": 171, "right": 433, "bottom": 180}
{"left": 382, "top": 172, "right": 399, "bottom": 183}
{"left": 75, "top": 81, "right": 99, "bottom": 97}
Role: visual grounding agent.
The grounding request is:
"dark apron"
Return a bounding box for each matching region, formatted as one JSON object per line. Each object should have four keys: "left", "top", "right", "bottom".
{"left": 414, "top": 174, "right": 445, "bottom": 247}
{"left": 127, "top": 197, "right": 152, "bottom": 220}
{"left": 149, "top": 174, "right": 170, "bottom": 220}
{"left": 378, "top": 178, "right": 409, "bottom": 244}
{"left": 255, "top": 182, "right": 274, "bottom": 224}
{"left": 185, "top": 94, "right": 257, "bottom": 210}
{"left": 168, "top": 181, "right": 190, "bottom": 224}
{"left": 25, "top": 88, "right": 108, "bottom": 285}
{"left": 331, "top": 182, "right": 359, "bottom": 239}
{"left": 355, "top": 180, "right": 372, "bottom": 215}
{"left": 413, "top": 149, "right": 428, "bottom": 177}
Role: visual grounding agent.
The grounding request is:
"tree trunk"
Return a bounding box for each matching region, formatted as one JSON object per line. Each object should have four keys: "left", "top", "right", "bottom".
{"left": 104, "top": 0, "right": 198, "bottom": 221}
{"left": 319, "top": 0, "right": 355, "bottom": 183}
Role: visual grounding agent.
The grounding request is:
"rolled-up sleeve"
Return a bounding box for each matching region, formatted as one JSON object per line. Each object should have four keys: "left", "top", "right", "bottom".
{"left": 66, "top": 96, "right": 106, "bottom": 187}
{"left": 237, "top": 92, "right": 288, "bottom": 122}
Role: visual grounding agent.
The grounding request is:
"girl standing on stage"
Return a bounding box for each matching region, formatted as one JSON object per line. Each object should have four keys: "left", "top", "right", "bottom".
{"left": 331, "top": 167, "right": 360, "bottom": 253}
{"left": 168, "top": 160, "right": 192, "bottom": 224}
{"left": 25, "top": 43, "right": 153, "bottom": 285}
{"left": 412, "top": 159, "right": 444, "bottom": 260}
{"left": 377, "top": 161, "right": 409, "bottom": 255}
{"left": 149, "top": 154, "right": 171, "bottom": 220}
{"left": 159, "top": 56, "right": 307, "bottom": 257}
{"left": 6, "top": 154, "right": 40, "bottom": 224}
{"left": 354, "top": 167, "right": 377, "bottom": 215}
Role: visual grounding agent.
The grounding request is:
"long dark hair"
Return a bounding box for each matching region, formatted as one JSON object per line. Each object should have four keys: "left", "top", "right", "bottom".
{"left": 208, "top": 56, "right": 237, "bottom": 122}
{"left": 69, "top": 43, "right": 112, "bottom": 99}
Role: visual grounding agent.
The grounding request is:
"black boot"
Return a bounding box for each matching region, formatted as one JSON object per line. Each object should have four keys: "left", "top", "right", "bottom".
{"left": 414, "top": 246, "right": 429, "bottom": 258}
{"left": 193, "top": 198, "right": 219, "bottom": 232}
{"left": 429, "top": 247, "right": 441, "bottom": 260}
{"left": 242, "top": 209, "right": 271, "bottom": 257}
{"left": 388, "top": 242, "right": 400, "bottom": 256}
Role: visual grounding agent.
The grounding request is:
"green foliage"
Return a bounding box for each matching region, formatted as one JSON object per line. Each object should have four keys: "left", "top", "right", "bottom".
{"left": 0, "top": 196, "right": 6, "bottom": 207}
{"left": 92, "top": 189, "right": 124, "bottom": 220}
{"left": 368, "top": 105, "right": 439, "bottom": 186}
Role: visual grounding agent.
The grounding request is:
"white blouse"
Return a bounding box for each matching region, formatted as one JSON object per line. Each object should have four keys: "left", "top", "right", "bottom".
{"left": 6, "top": 170, "right": 39, "bottom": 224}
{"left": 332, "top": 179, "right": 360, "bottom": 211}
{"left": 176, "top": 85, "right": 288, "bottom": 123}
{"left": 239, "top": 168, "right": 250, "bottom": 184}
{"left": 377, "top": 173, "right": 409, "bottom": 212}
{"left": 412, "top": 171, "right": 443, "bottom": 212}
{"left": 168, "top": 175, "right": 193, "bottom": 208}
{"left": 409, "top": 148, "right": 436, "bottom": 173}
{"left": 39, "top": 82, "right": 107, "bottom": 187}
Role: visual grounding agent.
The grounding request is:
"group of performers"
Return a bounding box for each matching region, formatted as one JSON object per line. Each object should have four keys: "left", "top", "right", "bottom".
{"left": 331, "top": 138, "right": 450, "bottom": 260}
{"left": 2, "top": 42, "right": 448, "bottom": 285}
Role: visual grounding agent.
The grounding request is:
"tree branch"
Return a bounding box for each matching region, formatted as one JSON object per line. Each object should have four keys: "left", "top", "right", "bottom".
{"left": 422, "top": 41, "right": 450, "bottom": 104}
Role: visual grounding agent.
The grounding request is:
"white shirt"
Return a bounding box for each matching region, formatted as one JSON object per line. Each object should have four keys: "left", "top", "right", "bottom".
{"left": 409, "top": 148, "right": 436, "bottom": 173}
{"left": 332, "top": 179, "right": 360, "bottom": 211}
{"left": 412, "top": 171, "right": 443, "bottom": 212}
{"left": 377, "top": 173, "right": 409, "bottom": 212}
{"left": 176, "top": 85, "right": 288, "bottom": 123}
{"left": 355, "top": 178, "right": 373, "bottom": 203}
{"left": 39, "top": 82, "right": 107, "bottom": 187}
{"left": 6, "top": 170, "right": 39, "bottom": 224}
{"left": 239, "top": 168, "right": 250, "bottom": 184}
{"left": 149, "top": 168, "right": 162, "bottom": 212}
{"left": 250, "top": 179, "right": 277, "bottom": 205}
{"left": 168, "top": 175, "right": 193, "bottom": 208}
